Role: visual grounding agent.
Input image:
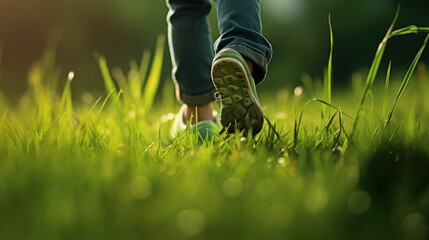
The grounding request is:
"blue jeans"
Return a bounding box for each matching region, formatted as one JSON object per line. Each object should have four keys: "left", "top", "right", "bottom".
{"left": 166, "top": 0, "right": 272, "bottom": 106}
{"left": 167, "top": 0, "right": 272, "bottom": 106}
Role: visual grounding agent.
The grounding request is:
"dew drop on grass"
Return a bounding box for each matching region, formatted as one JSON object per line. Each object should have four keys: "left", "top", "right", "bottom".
{"left": 294, "top": 86, "right": 303, "bottom": 97}
{"left": 175, "top": 209, "right": 207, "bottom": 238}
{"left": 348, "top": 191, "right": 371, "bottom": 215}
{"left": 67, "top": 71, "right": 75, "bottom": 82}
{"left": 130, "top": 176, "right": 152, "bottom": 200}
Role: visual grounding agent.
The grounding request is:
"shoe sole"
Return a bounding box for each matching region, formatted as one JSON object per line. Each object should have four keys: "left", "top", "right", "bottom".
{"left": 211, "top": 57, "right": 264, "bottom": 134}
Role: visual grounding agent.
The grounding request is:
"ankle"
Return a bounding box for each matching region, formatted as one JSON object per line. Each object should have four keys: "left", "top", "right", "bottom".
{"left": 183, "top": 103, "right": 216, "bottom": 124}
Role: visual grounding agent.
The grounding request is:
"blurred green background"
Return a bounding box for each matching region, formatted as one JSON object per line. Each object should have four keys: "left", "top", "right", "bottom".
{"left": 0, "top": 0, "right": 428, "bottom": 100}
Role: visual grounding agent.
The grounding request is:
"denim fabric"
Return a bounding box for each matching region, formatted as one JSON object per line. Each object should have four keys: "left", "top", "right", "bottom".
{"left": 166, "top": 0, "right": 272, "bottom": 106}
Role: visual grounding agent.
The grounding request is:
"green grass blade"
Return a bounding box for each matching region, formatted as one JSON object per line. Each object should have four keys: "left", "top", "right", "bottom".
{"left": 382, "top": 62, "right": 392, "bottom": 117}
{"left": 294, "top": 98, "right": 351, "bottom": 149}
{"left": 99, "top": 89, "right": 124, "bottom": 127}
{"left": 76, "top": 96, "right": 102, "bottom": 133}
{"left": 325, "top": 14, "right": 333, "bottom": 106}
{"left": 95, "top": 88, "right": 120, "bottom": 123}
{"left": 59, "top": 71, "right": 74, "bottom": 116}
{"left": 321, "top": 15, "right": 334, "bottom": 121}
{"left": 264, "top": 116, "right": 282, "bottom": 140}
{"left": 308, "top": 98, "right": 352, "bottom": 119}
{"left": 139, "top": 50, "right": 151, "bottom": 85}
{"left": 323, "top": 111, "right": 338, "bottom": 134}
{"left": 350, "top": 7, "right": 400, "bottom": 140}
{"left": 97, "top": 54, "right": 117, "bottom": 95}
{"left": 384, "top": 33, "right": 429, "bottom": 128}
{"left": 293, "top": 108, "right": 299, "bottom": 148}
{"left": 391, "top": 25, "right": 429, "bottom": 37}
{"left": 336, "top": 108, "right": 350, "bottom": 146}
{"left": 97, "top": 55, "right": 124, "bottom": 113}
{"left": 143, "top": 35, "right": 165, "bottom": 112}
{"left": 129, "top": 60, "right": 143, "bottom": 102}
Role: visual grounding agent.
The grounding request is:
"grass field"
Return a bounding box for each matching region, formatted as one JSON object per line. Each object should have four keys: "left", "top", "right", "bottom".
{"left": 1, "top": 16, "right": 429, "bottom": 240}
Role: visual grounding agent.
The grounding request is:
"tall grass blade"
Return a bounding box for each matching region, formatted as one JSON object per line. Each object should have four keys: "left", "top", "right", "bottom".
{"left": 350, "top": 7, "right": 400, "bottom": 140}
{"left": 264, "top": 116, "right": 282, "bottom": 140}
{"left": 143, "top": 35, "right": 165, "bottom": 112}
{"left": 382, "top": 62, "right": 392, "bottom": 117}
{"left": 97, "top": 55, "right": 117, "bottom": 94}
{"left": 129, "top": 60, "right": 143, "bottom": 102}
{"left": 384, "top": 33, "right": 429, "bottom": 128}
{"left": 349, "top": 6, "right": 429, "bottom": 141}
{"left": 325, "top": 14, "right": 333, "bottom": 106}
{"left": 139, "top": 50, "right": 151, "bottom": 85}
{"left": 97, "top": 55, "right": 124, "bottom": 112}
{"left": 293, "top": 109, "right": 299, "bottom": 149}
{"left": 321, "top": 15, "right": 334, "bottom": 121}
{"left": 59, "top": 71, "right": 74, "bottom": 116}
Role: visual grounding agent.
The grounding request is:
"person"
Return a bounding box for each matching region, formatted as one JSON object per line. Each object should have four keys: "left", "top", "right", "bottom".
{"left": 166, "top": 0, "right": 272, "bottom": 139}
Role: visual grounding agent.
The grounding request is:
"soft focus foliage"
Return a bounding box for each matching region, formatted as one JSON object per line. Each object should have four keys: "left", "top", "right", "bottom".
{"left": 0, "top": 16, "right": 429, "bottom": 239}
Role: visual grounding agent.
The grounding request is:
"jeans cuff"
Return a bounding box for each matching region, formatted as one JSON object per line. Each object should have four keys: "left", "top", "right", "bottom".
{"left": 176, "top": 87, "right": 217, "bottom": 106}
{"left": 227, "top": 44, "right": 269, "bottom": 85}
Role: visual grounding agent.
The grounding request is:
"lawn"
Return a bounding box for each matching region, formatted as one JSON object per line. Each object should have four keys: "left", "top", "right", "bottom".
{"left": 0, "top": 15, "right": 429, "bottom": 240}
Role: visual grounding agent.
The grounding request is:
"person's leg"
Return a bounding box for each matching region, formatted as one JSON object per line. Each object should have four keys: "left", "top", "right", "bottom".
{"left": 214, "top": 0, "right": 272, "bottom": 84}
{"left": 211, "top": 0, "right": 272, "bottom": 134}
{"left": 166, "top": 0, "right": 217, "bottom": 123}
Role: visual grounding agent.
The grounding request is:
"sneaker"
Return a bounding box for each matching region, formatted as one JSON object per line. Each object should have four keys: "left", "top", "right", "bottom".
{"left": 170, "top": 105, "right": 220, "bottom": 141}
{"left": 211, "top": 48, "right": 264, "bottom": 134}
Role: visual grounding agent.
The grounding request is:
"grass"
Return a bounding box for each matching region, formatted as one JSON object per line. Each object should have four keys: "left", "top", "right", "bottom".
{"left": 1, "top": 13, "right": 429, "bottom": 240}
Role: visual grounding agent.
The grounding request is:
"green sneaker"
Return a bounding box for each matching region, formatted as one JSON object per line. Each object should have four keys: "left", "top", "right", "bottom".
{"left": 211, "top": 48, "right": 264, "bottom": 134}
{"left": 170, "top": 105, "right": 220, "bottom": 141}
